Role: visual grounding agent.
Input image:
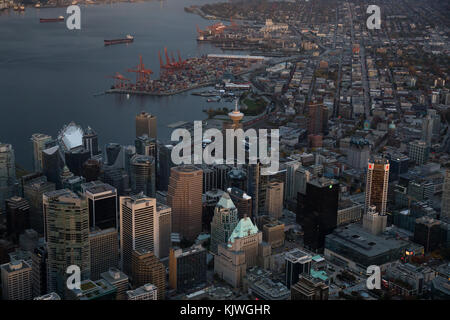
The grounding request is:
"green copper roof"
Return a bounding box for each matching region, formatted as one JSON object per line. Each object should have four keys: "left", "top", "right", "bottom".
{"left": 216, "top": 192, "right": 236, "bottom": 210}
{"left": 310, "top": 268, "right": 328, "bottom": 281}
{"left": 228, "top": 217, "right": 259, "bottom": 246}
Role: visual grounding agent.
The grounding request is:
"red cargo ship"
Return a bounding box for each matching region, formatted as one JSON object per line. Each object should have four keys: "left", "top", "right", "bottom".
{"left": 40, "top": 16, "right": 65, "bottom": 23}
{"left": 104, "top": 35, "right": 134, "bottom": 46}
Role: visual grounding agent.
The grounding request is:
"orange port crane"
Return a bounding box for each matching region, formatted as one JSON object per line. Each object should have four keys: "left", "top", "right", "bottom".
{"left": 159, "top": 48, "right": 187, "bottom": 71}
{"left": 127, "top": 55, "right": 153, "bottom": 87}
{"left": 107, "top": 72, "right": 130, "bottom": 89}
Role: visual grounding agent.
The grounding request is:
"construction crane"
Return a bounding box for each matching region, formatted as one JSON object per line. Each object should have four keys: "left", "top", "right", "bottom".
{"left": 107, "top": 72, "right": 130, "bottom": 89}
{"left": 127, "top": 55, "right": 153, "bottom": 88}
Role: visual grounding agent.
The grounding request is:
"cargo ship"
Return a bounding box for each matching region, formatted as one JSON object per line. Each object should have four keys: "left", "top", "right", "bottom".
{"left": 40, "top": 16, "right": 64, "bottom": 23}
{"left": 104, "top": 35, "right": 134, "bottom": 46}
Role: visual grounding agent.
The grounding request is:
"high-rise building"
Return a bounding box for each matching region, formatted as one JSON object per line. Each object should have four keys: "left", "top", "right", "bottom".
{"left": 265, "top": 180, "right": 284, "bottom": 219}
{"left": 44, "top": 189, "right": 90, "bottom": 296}
{"left": 169, "top": 245, "right": 207, "bottom": 293}
{"left": 214, "top": 217, "right": 271, "bottom": 288}
{"left": 105, "top": 143, "right": 122, "bottom": 167}
{"left": 285, "top": 248, "right": 312, "bottom": 289}
{"left": 81, "top": 181, "right": 118, "bottom": 230}
{"left": 119, "top": 194, "right": 157, "bottom": 274}
{"left": 126, "top": 283, "right": 157, "bottom": 300}
{"left": 441, "top": 166, "right": 450, "bottom": 221}
{"left": 211, "top": 192, "right": 239, "bottom": 254}
{"left": 31, "top": 133, "right": 52, "bottom": 172}
{"left": 227, "top": 187, "right": 252, "bottom": 220}
{"left": 136, "top": 112, "right": 157, "bottom": 140}
{"left": 101, "top": 267, "right": 129, "bottom": 300}
{"left": 83, "top": 126, "right": 100, "bottom": 157}
{"left": 156, "top": 203, "right": 171, "bottom": 259}
{"left": 347, "top": 138, "right": 371, "bottom": 170}
{"left": 157, "top": 143, "right": 175, "bottom": 192}
{"left": 362, "top": 205, "right": 387, "bottom": 235}
{"left": 167, "top": 165, "right": 203, "bottom": 241}
{"left": 135, "top": 135, "right": 157, "bottom": 157}
{"left": 65, "top": 146, "right": 90, "bottom": 177}
{"left": 42, "top": 146, "right": 63, "bottom": 188}
{"left": 422, "top": 113, "right": 434, "bottom": 146}
{"left": 89, "top": 227, "right": 119, "bottom": 281}
{"left": 0, "top": 143, "right": 16, "bottom": 215}
{"left": 294, "top": 167, "right": 312, "bottom": 196}
{"left": 5, "top": 196, "right": 30, "bottom": 243}
{"left": 408, "top": 140, "right": 429, "bottom": 166}
{"left": 414, "top": 216, "right": 441, "bottom": 253}
{"left": 23, "top": 176, "right": 55, "bottom": 235}
{"left": 365, "top": 157, "right": 389, "bottom": 215}
{"left": 246, "top": 162, "right": 268, "bottom": 217}
{"left": 130, "top": 154, "right": 156, "bottom": 197}
{"left": 297, "top": 177, "right": 339, "bottom": 250}
{"left": 1, "top": 259, "right": 32, "bottom": 300}
{"left": 131, "top": 249, "right": 166, "bottom": 300}
{"left": 308, "top": 102, "right": 328, "bottom": 135}
{"left": 284, "top": 160, "right": 301, "bottom": 202}
{"left": 31, "top": 245, "right": 47, "bottom": 298}
{"left": 215, "top": 164, "right": 232, "bottom": 191}
{"left": 291, "top": 275, "right": 329, "bottom": 300}
{"left": 226, "top": 168, "right": 247, "bottom": 192}
{"left": 82, "top": 159, "right": 102, "bottom": 182}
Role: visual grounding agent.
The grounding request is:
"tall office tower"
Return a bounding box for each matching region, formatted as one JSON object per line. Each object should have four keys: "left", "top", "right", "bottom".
{"left": 297, "top": 177, "right": 339, "bottom": 251}
{"left": 44, "top": 189, "right": 90, "bottom": 296}
{"left": 135, "top": 135, "right": 157, "bottom": 157}
{"left": 123, "top": 145, "right": 136, "bottom": 175}
{"left": 126, "top": 283, "right": 157, "bottom": 300}
{"left": 130, "top": 155, "right": 156, "bottom": 197}
{"left": 308, "top": 102, "right": 328, "bottom": 135}
{"left": 362, "top": 205, "right": 387, "bottom": 235}
{"left": 365, "top": 157, "right": 389, "bottom": 215}
{"left": 414, "top": 216, "right": 442, "bottom": 253}
{"left": 215, "top": 164, "right": 232, "bottom": 191}
{"left": 167, "top": 165, "right": 203, "bottom": 241}
{"left": 101, "top": 166, "right": 126, "bottom": 196}
{"left": 203, "top": 189, "right": 225, "bottom": 231}
{"left": 294, "top": 167, "right": 312, "bottom": 196}
{"left": 31, "top": 134, "right": 52, "bottom": 172}
{"left": 428, "top": 109, "right": 441, "bottom": 136}
{"left": 265, "top": 180, "right": 284, "bottom": 219}
{"left": 408, "top": 140, "right": 429, "bottom": 166}
{"left": 42, "top": 146, "right": 63, "bottom": 188}
{"left": 19, "top": 229, "right": 39, "bottom": 252}
{"left": 19, "top": 172, "right": 43, "bottom": 198}
{"left": 65, "top": 146, "right": 90, "bottom": 177}
{"left": 0, "top": 143, "right": 16, "bottom": 215}
{"left": 347, "top": 138, "right": 371, "bottom": 170}
{"left": 156, "top": 203, "right": 171, "bottom": 259}
{"left": 211, "top": 193, "right": 239, "bottom": 254}
{"left": 23, "top": 176, "right": 55, "bottom": 235}
{"left": 105, "top": 143, "right": 122, "bottom": 167}
{"left": 441, "top": 167, "right": 450, "bottom": 221}
{"left": 136, "top": 111, "right": 157, "bottom": 139}
{"left": 31, "top": 245, "right": 47, "bottom": 298}
{"left": 284, "top": 160, "right": 301, "bottom": 202}
{"left": 291, "top": 275, "right": 329, "bottom": 300}
{"left": 101, "top": 267, "right": 129, "bottom": 300}
{"left": 247, "top": 162, "right": 268, "bottom": 217}
{"left": 227, "top": 187, "right": 252, "bottom": 220}
{"left": 82, "top": 159, "right": 102, "bottom": 182}
{"left": 422, "top": 113, "right": 434, "bottom": 146}
{"left": 157, "top": 143, "right": 175, "bottom": 191}
{"left": 0, "top": 240, "right": 14, "bottom": 264}
{"left": 119, "top": 194, "right": 157, "bottom": 274}
{"left": 226, "top": 168, "right": 247, "bottom": 192}
{"left": 285, "top": 248, "right": 312, "bottom": 289}
{"left": 5, "top": 196, "right": 30, "bottom": 243}
{"left": 197, "top": 164, "right": 216, "bottom": 193}
{"left": 89, "top": 228, "right": 119, "bottom": 281}
{"left": 1, "top": 260, "right": 32, "bottom": 300}
{"left": 131, "top": 249, "right": 166, "bottom": 300}
{"left": 81, "top": 181, "right": 117, "bottom": 229}
{"left": 169, "top": 245, "right": 207, "bottom": 293}
{"left": 83, "top": 126, "right": 100, "bottom": 157}
{"left": 386, "top": 153, "right": 409, "bottom": 181}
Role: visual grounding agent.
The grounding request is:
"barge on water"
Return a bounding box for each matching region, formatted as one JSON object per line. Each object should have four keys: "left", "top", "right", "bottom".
{"left": 104, "top": 35, "right": 134, "bottom": 46}
{"left": 40, "top": 16, "right": 64, "bottom": 23}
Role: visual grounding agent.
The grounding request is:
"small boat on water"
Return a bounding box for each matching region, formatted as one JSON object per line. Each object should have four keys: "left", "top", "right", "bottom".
{"left": 35, "top": 3, "right": 41, "bottom": 8}
{"left": 40, "top": 16, "right": 64, "bottom": 23}
{"left": 104, "top": 35, "right": 134, "bottom": 46}
{"left": 19, "top": 5, "right": 25, "bottom": 11}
